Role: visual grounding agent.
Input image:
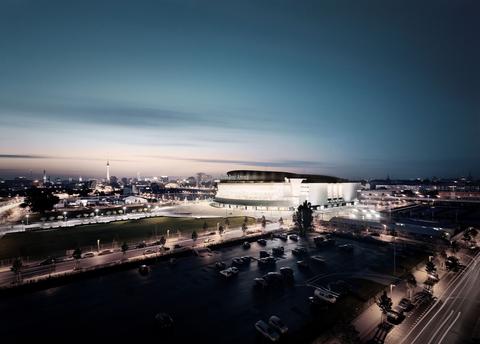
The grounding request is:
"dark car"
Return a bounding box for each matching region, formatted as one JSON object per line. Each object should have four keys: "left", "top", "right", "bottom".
{"left": 39, "top": 257, "right": 56, "bottom": 266}
{"left": 259, "top": 250, "right": 270, "bottom": 258}
{"left": 280, "top": 267, "right": 294, "bottom": 279}
{"left": 173, "top": 244, "right": 182, "bottom": 249}
{"left": 155, "top": 312, "right": 174, "bottom": 329}
{"left": 257, "top": 239, "right": 267, "bottom": 246}
{"left": 272, "top": 247, "right": 284, "bottom": 256}
{"left": 243, "top": 241, "right": 251, "bottom": 249}
{"left": 136, "top": 242, "right": 147, "bottom": 249}
{"left": 292, "top": 247, "right": 307, "bottom": 256}
{"left": 215, "top": 261, "right": 227, "bottom": 270}
{"left": 258, "top": 257, "right": 276, "bottom": 266}
{"left": 398, "top": 298, "right": 414, "bottom": 312}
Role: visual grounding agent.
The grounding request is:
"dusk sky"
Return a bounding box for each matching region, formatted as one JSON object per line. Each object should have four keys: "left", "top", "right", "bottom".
{"left": 0, "top": 0, "right": 478, "bottom": 180}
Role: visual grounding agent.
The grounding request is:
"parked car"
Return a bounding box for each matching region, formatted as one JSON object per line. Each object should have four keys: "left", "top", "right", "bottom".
{"left": 258, "top": 257, "right": 276, "bottom": 266}
{"left": 215, "top": 261, "right": 227, "bottom": 270}
{"left": 204, "top": 238, "right": 214, "bottom": 243}
{"left": 292, "top": 247, "right": 307, "bottom": 256}
{"left": 279, "top": 267, "right": 294, "bottom": 279}
{"left": 99, "top": 249, "right": 113, "bottom": 256}
{"left": 136, "top": 242, "right": 147, "bottom": 249}
{"left": 259, "top": 250, "right": 270, "bottom": 258}
{"left": 143, "top": 249, "right": 155, "bottom": 255}
{"left": 337, "top": 244, "right": 354, "bottom": 252}
{"left": 219, "top": 267, "right": 239, "bottom": 278}
{"left": 173, "top": 244, "right": 182, "bottom": 249}
{"left": 398, "top": 298, "right": 414, "bottom": 312}
{"left": 263, "top": 272, "right": 283, "bottom": 285}
{"left": 243, "top": 241, "right": 251, "bottom": 249}
{"left": 297, "top": 260, "right": 309, "bottom": 268}
{"left": 255, "top": 320, "right": 280, "bottom": 342}
{"left": 269, "top": 315, "right": 288, "bottom": 334}
{"left": 311, "top": 255, "right": 326, "bottom": 264}
{"left": 272, "top": 247, "right": 284, "bottom": 255}
{"left": 232, "top": 257, "right": 245, "bottom": 266}
{"left": 289, "top": 234, "right": 299, "bottom": 241}
{"left": 241, "top": 256, "right": 252, "bottom": 264}
{"left": 155, "top": 312, "right": 174, "bottom": 329}
{"left": 254, "top": 277, "right": 268, "bottom": 288}
{"left": 386, "top": 309, "right": 404, "bottom": 324}
{"left": 277, "top": 233, "right": 288, "bottom": 241}
{"left": 39, "top": 257, "right": 56, "bottom": 266}
{"left": 257, "top": 239, "right": 267, "bottom": 246}
{"left": 82, "top": 252, "right": 95, "bottom": 258}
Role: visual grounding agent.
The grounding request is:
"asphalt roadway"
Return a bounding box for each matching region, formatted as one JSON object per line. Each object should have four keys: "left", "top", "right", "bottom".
{"left": 0, "top": 231, "right": 405, "bottom": 343}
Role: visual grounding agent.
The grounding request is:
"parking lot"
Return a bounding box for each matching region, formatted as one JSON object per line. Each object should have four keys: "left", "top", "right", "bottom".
{"left": 0, "top": 231, "right": 425, "bottom": 343}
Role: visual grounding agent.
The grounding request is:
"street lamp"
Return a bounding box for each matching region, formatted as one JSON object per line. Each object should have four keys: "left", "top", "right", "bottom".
{"left": 95, "top": 209, "right": 99, "bottom": 217}
{"left": 97, "top": 239, "right": 100, "bottom": 252}
{"left": 26, "top": 214, "right": 29, "bottom": 226}
{"left": 123, "top": 206, "right": 127, "bottom": 215}
{"left": 390, "top": 283, "right": 395, "bottom": 297}
{"left": 63, "top": 211, "right": 67, "bottom": 223}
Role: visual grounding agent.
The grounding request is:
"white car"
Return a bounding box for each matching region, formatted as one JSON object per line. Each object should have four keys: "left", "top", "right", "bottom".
{"left": 269, "top": 315, "right": 288, "bottom": 334}
{"left": 255, "top": 320, "right": 280, "bottom": 342}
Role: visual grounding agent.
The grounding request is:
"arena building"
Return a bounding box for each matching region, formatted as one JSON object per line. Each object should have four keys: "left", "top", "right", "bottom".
{"left": 214, "top": 170, "right": 362, "bottom": 211}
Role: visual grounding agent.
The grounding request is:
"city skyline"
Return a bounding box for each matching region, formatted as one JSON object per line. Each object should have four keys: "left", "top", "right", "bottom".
{"left": 1, "top": 1, "right": 479, "bottom": 179}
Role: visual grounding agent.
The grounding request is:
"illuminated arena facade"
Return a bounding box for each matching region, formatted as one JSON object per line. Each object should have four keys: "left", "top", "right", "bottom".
{"left": 214, "top": 170, "right": 361, "bottom": 210}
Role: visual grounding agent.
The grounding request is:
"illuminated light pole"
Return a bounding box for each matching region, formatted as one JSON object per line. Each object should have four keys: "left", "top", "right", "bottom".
{"left": 63, "top": 211, "right": 67, "bottom": 224}
{"left": 95, "top": 209, "right": 99, "bottom": 218}
{"left": 123, "top": 206, "right": 127, "bottom": 216}
{"left": 97, "top": 239, "right": 100, "bottom": 252}
{"left": 390, "top": 283, "right": 395, "bottom": 297}
{"left": 26, "top": 214, "right": 29, "bottom": 226}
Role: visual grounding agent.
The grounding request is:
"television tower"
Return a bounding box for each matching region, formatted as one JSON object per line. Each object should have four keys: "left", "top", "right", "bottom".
{"left": 106, "top": 161, "right": 110, "bottom": 182}
{"left": 43, "top": 169, "right": 47, "bottom": 184}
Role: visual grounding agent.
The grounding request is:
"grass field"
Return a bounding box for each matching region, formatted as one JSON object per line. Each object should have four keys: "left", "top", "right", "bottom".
{"left": 0, "top": 216, "right": 255, "bottom": 260}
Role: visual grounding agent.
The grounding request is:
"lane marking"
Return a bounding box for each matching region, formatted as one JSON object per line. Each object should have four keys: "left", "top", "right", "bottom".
{"left": 426, "top": 310, "right": 454, "bottom": 344}
{"left": 437, "top": 312, "right": 461, "bottom": 344}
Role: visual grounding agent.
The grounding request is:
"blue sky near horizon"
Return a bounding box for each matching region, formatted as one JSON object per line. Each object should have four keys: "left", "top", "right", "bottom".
{"left": 0, "top": 0, "right": 479, "bottom": 180}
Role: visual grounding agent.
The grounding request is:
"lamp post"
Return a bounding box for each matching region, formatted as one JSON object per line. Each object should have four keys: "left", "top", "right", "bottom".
{"left": 97, "top": 239, "right": 100, "bottom": 252}
{"left": 95, "top": 209, "right": 99, "bottom": 218}
{"left": 63, "top": 211, "right": 67, "bottom": 224}
{"left": 26, "top": 214, "right": 29, "bottom": 226}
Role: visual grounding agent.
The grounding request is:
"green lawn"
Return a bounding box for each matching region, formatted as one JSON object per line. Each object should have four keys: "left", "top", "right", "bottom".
{"left": 0, "top": 216, "right": 255, "bottom": 260}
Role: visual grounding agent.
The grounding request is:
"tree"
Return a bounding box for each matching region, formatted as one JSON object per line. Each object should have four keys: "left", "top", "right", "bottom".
{"left": 72, "top": 248, "right": 82, "bottom": 270}
{"left": 191, "top": 230, "right": 198, "bottom": 245}
{"left": 261, "top": 216, "right": 267, "bottom": 230}
{"left": 241, "top": 222, "right": 248, "bottom": 236}
{"left": 468, "top": 227, "right": 478, "bottom": 239}
{"left": 406, "top": 273, "right": 417, "bottom": 299}
{"left": 450, "top": 240, "right": 460, "bottom": 256}
{"left": 202, "top": 221, "right": 208, "bottom": 232}
{"left": 121, "top": 242, "right": 129, "bottom": 257}
{"left": 278, "top": 217, "right": 284, "bottom": 226}
{"left": 218, "top": 225, "right": 224, "bottom": 237}
{"left": 425, "top": 260, "right": 436, "bottom": 275}
{"left": 21, "top": 187, "right": 60, "bottom": 213}
{"left": 376, "top": 291, "right": 392, "bottom": 322}
{"left": 224, "top": 217, "right": 230, "bottom": 229}
{"left": 10, "top": 258, "right": 23, "bottom": 283}
{"left": 159, "top": 235, "right": 166, "bottom": 247}
{"left": 462, "top": 231, "right": 472, "bottom": 243}
{"left": 294, "top": 200, "right": 313, "bottom": 235}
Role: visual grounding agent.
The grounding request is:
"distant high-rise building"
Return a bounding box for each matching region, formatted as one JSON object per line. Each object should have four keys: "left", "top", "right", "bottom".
{"left": 43, "top": 169, "right": 47, "bottom": 184}
{"left": 106, "top": 161, "right": 110, "bottom": 182}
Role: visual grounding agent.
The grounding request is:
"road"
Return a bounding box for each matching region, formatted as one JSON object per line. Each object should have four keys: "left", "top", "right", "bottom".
{"left": 0, "top": 223, "right": 279, "bottom": 287}
{"left": 0, "top": 230, "right": 409, "bottom": 343}
{"left": 391, "top": 250, "right": 480, "bottom": 344}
